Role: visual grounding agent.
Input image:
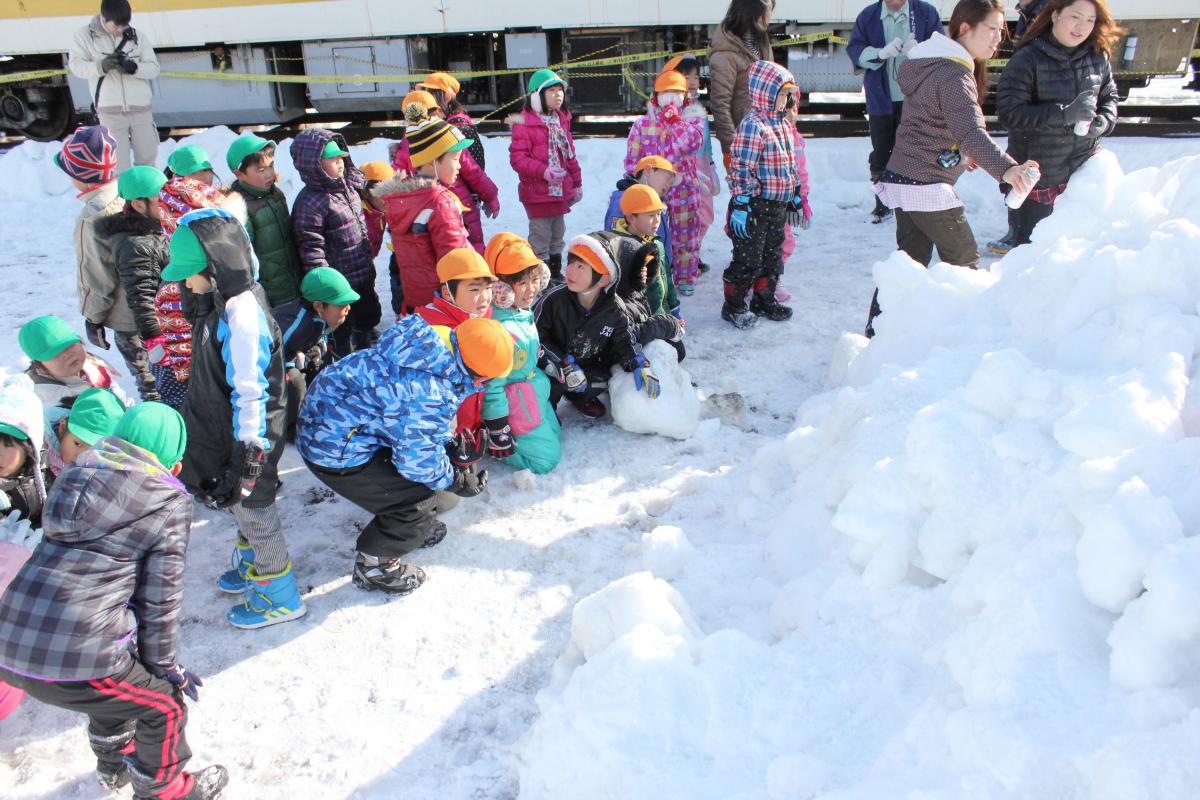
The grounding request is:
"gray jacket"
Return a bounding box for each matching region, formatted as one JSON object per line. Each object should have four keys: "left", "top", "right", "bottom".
{"left": 0, "top": 437, "right": 191, "bottom": 681}
{"left": 68, "top": 15, "right": 160, "bottom": 112}
{"left": 74, "top": 182, "right": 133, "bottom": 331}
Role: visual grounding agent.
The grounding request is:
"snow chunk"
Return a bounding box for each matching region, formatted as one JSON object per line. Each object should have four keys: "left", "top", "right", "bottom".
{"left": 639, "top": 525, "right": 695, "bottom": 580}
{"left": 610, "top": 340, "right": 700, "bottom": 440}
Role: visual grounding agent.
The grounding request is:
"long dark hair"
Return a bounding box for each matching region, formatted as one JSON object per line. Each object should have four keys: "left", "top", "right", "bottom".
{"left": 1014, "top": 0, "right": 1123, "bottom": 58}
{"left": 720, "top": 0, "right": 774, "bottom": 56}
{"left": 948, "top": 0, "right": 1006, "bottom": 98}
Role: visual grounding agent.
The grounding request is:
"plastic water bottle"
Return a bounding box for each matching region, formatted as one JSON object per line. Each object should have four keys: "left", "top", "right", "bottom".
{"left": 1005, "top": 166, "right": 1041, "bottom": 210}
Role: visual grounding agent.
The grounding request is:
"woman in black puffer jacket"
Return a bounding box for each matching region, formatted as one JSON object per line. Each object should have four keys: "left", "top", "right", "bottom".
{"left": 990, "top": 0, "right": 1120, "bottom": 253}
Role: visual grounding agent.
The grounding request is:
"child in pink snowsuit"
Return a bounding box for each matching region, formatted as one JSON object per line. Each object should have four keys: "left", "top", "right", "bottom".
{"left": 665, "top": 54, "right": 721, "bottom": 277}
{"left": 624, "top": 70, "right": 705, "bottom": 294}
{"left": 778, "top": 118, "right": 812, "bottom": 300}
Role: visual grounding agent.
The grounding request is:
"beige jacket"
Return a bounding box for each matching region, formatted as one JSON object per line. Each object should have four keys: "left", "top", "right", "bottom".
{"left": 68, "top": 16, "right": 160, "bottom": 112}
{"left": 74, "top": 182, "right": 134, "bottom": 332}
{"left": 708, "top": 26, "right": 774, "bottom": 155}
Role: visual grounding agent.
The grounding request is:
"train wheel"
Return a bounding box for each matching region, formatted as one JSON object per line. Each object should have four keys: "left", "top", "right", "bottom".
{"left": 3, "top": 86, "right": 75, "bottom": 142}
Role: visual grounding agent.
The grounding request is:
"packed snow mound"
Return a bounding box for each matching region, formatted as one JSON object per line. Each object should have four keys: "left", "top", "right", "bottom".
{"left": 517, "top": 150, "right": 1200, "bottom": 797}
{"left": 609, "top": 339, "right": 701, "bottom": 440}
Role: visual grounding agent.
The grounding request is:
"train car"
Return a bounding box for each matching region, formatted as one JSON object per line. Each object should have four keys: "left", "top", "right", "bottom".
{"left": 0, "top": 0, "right": 1195, "bottom": 139}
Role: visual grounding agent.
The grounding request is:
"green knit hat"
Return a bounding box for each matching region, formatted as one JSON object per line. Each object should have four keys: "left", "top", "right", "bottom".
{"left": 321, "top": 140, "right": 350, "bottom": 159}
{"left": 161, "top": 224, "right": 208, "bottom": 282}
{"left": 19, "top": 315, "right": 81, "bottom": 362}
{"left": 113, "top": 401, "right": 187, "bottom": 468}
{"left": 227, "top": 133, "right": 272, "bottom": 173}
{"left": 67, "top": 388, "right": 126, "bottom": 445}
{"left": 301, "top": 267, "right": 361, "bottom": 306}
{"left": 117, "top": 165, "right": 168, "bottom": 200}
{"left": 528, "top": 68, "right": 565, "bottom": 95}
{"left": 167, "top": 144, "right": 213, "bottom": 177}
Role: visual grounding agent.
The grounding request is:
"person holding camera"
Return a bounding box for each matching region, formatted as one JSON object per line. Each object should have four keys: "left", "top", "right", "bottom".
{"left": 69, "top": 0, "right": 161, "bottom": 173}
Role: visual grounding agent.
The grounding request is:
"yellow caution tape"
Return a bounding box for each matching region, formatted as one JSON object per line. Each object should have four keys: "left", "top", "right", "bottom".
{"left": 0, "top": 68, "right": 69, "bottom": 84}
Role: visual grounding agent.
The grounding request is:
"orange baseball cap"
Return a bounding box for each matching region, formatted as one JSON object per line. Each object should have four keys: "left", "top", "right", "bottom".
{"left": 662, "top": 53, "right": 700, "bottom": 74}
{"left": 436, "top": 248, "right": 495, "bottom": 283}
{"left": 359, "top": 161, "right": 395, "bottom": 183}
{"left": 619, "top": 184, "right": 667, "bottom": 216}
{"left": 568, "top": 243, "right": 609, "bottom": 277}
{"left": 456, "top": 317, "right": 514, "bottom": 379}
{"left": 635, "top": 155, "right": 676, "bottom": 175}
{"left": 417, "top": 72, "right": 461, "bottom": 98}
{"left": 484, "top": 232, "right": 542, "bottom": 277}
{"left": 653, "top": 71, "right": 687, "bottom": 94}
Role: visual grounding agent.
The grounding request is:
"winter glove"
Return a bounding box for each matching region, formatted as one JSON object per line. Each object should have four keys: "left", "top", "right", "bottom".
{"left": 446, "top": 429, "right": 487, "bottom": 469}
{"left": 570, "top": 187, "right": 583, "bottom": 206}
{"left": 199, "top": 442, "right": 265, "bottom": 508}
{"left": 660, "top": 103, "right": 683, "bottom": 126}
{"left": 785, "top": 190, "right": 804, "bottom": 227}
{"left": 143, "top": 334, "right": 168, "bottom": 366}
{"left": 800, "top": 195, "right": 813, "bottom": 229}
{"left": 483, "top": 197, "right": 500, "bottom": 218}
{"left": 484, "top": 417, "right": 516, "bottom": 459}
{"left": 450, "top": 465, "right": 488, "bottom": 498}
{"left": 84, "top": 321, "right": 111, "bottom": 350}
{"left": 1087, "top": 115, "right": 1112, "bottom": 137}
{"left": 544, "top": 165, "right": 568, "bottom": 183}
{"left": 1061, "top": 90, "right": 1098, "bottom": 125}
{"left": 877, "top": 38, "right": 904, "bottom": 60}
{"left": 100, "top": 54, "right": 121, "bottom": 73}
{"left": 900, "top": 33, "right": 918, "bottom": 56}
{"left": 560, "top": 355, "right": 588, "bottom": 393}
{"left": 117, "top": 56, "right": 138, "bottom": 75}
{"left": 165, "top": 666, "right": 203, "bottom": 702}
{"left": 629, "top": 354, "right": 661, "bottom": 400}
{"left": 728, "top": 195, "right": 753, "bottom": 239}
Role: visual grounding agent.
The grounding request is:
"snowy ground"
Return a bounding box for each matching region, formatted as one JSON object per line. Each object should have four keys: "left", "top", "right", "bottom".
{"left": 1, "top": 128, "right": 1200, "bottom": 799}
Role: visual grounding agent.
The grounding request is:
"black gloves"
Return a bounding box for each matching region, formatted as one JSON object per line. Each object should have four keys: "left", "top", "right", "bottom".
{"left": 484, "top": 418, "right": 515, "bottom": 459}
{"left": 117, "top": 56, "right": 138, "bottom": 75}
{"left": 85, "top": 320, "right": 111, "bottom": 350}
{"left": 450, "top": 465, "right": 488, "bottom": 498}
{"left": 200, "top": 443, "right": 266, "bottom": 508}
{"left": 446, "top": 429, "right": 486, "bottom": 469}
{"left": 100, "top": 54, "right": 121, "bottom": 73}
{"left": 1062, "top": 90, "right": 1097, "bottom": 125}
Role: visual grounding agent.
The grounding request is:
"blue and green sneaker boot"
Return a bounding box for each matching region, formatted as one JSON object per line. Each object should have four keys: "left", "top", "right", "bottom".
{"left": 216, "top": 541, "right": 255, "bottom": 594}
{"left": 227, "top": 561, "right": 307, "bottom": 629}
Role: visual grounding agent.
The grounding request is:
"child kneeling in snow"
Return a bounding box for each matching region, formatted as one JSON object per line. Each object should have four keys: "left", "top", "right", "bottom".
{"left": 535, "top": 231, "right": 678, "bottom": 419}
{"left": 0, "top": 376, "right": 51, "bottom": 528}
{"left": 19, "top": 314, "right": 129, "bottom": 408}
{"left": 297, "top": 315, "right": 513, "bottom": 594}
{"left": 0, "top": 402, "right": 229, "bottom": 800}
{"left": 43, "top": 387, "right": 125, "bottom": 478}
{"left": 481, "top": 232, "right": 561, "bottom": 474}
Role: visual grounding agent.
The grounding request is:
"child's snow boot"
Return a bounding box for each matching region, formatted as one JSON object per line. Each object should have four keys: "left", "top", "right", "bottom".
{"left": 721, "top": 281, "right": 758, "bottom": 329}
{"left": 129, "top": 762, "right": 228, "bottom": 800}
{"left": 183, "top": 765, "right": 230, "bottom": 800}
{"left": 568, "top": 395, "right": 607, "bottom": 418}
{"left": 352, "top": 552, "right": 427, "bottom": 595}
{"left": 749, "top": 277, "right": 793, "bottom": 321}
{"left": 216, "top": 541, "right": 255, "bottom": 594}
{"left": 546, "top": 253, "right": 564, "bottom": 285}
{"left": 227, "top": 562, "right": 307, "bottom": 629}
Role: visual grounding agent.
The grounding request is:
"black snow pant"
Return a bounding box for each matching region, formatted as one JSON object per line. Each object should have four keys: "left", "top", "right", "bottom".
{"left": 637, "top": 315, "right": 686, "bottom": 362}
{"left": 114, "top": 330, "right": 159, "bottom": 402}
{"left": 723, "top": 198, "right": 787, "bottom": 300}
{"left": 0, "top": 660, "right": 192, "bottom": 798}
{"left": 305, "top": 449, "right": 439, "bottom": 559}
{"left": 331, "top": 284, "right": 383, "bottom": 359}
{"left": 866, "top": 206, "right": 980, "bottom": 336}
{"left": 868, "top": 102, "right": 904, "bottom": 181}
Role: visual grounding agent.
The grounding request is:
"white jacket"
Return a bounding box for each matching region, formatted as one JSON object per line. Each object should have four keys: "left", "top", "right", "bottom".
{"left": 68, "top": 16, "right": 160, "bottom": 112}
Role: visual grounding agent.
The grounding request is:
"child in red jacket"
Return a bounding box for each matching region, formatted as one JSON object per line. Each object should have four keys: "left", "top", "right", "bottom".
{"left": 377, "top": 117, "right": 472, "bottom": 314}
{"left": 359, "top": 161, "right": 394, "bottom": 258}
{"left": 508, "top": 69, "right": 581, "bottom": 283}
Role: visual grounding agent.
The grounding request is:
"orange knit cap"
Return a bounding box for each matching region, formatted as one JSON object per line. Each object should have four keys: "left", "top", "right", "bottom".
{"left": 653, "top": 71, "right": 687, "bottom": 94}
{"left": 417, "top": 72, "right": 461, "bottom": 98}
{"left": 456, "top": 317, "right": 514, "bottom": 379}
{"left": 484, "top": 232, "right": 541, "bottom": 277}
{"left": 402, "top": 89, "right": 439, "bottom": 113}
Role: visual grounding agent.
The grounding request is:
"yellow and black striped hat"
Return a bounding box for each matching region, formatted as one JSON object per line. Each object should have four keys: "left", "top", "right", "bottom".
{"left": 406, "top": 118, "right": 473, "bottom": 168}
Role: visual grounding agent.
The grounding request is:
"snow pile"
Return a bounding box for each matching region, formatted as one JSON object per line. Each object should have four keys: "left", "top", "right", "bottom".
{"left": 609, "top": 339, "right": 701, "bottom": 440}
{"left": 517, "top": 150, "right": 1200, "bottom": 798}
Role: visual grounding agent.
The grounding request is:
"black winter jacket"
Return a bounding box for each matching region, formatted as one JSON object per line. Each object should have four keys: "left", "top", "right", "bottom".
{"left": 95, "top": 210, "right": 169, "bottom": 340}
{"left": 179, "top": 210, "right": 287, "bottom": 507}
{"left": 535, "top": 232, "right": 647, "bottom": 383}
{"left": 996, "top": 33, "right": 1118, "bottom": 188}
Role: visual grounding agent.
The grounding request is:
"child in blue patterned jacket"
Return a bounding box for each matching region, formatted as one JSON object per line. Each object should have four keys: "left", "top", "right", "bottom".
{"left": 296, "top": 314, "right": 513, "bottom": 595}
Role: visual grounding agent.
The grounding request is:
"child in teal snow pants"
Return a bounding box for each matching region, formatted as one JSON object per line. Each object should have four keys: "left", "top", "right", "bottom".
{"left": 481, "top": 233, "right": 562, "bottom": 474}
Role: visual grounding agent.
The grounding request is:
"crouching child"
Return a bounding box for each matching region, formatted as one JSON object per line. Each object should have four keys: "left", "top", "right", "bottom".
{"left": 535, "top": 231, "right": 677, "bottom": 419}
{"left": 162, "top": 208, "right": 302, "bottom": 630}
{"left": 0, "top": 402, "right": 229, "bottom": 800}
{"left": 297, "top": 315, "right": 513, "bottom": 594}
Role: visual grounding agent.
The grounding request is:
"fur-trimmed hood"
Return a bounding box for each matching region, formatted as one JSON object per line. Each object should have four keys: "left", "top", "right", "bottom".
{"left": 94, "top": 207, "right": 163, "bottom": 238}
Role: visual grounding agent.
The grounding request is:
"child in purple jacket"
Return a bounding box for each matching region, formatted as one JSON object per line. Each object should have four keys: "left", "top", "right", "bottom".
{"left": 290, "top": 129, "right": 380, "bottom": 356}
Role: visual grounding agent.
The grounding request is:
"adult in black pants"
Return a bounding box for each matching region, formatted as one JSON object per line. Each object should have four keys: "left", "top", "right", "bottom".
{"left": 847, "top": 0, "right": 944, "bottom": 223}
{"left": 990, "top": 0, "right": 1119, "bottom": 253}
